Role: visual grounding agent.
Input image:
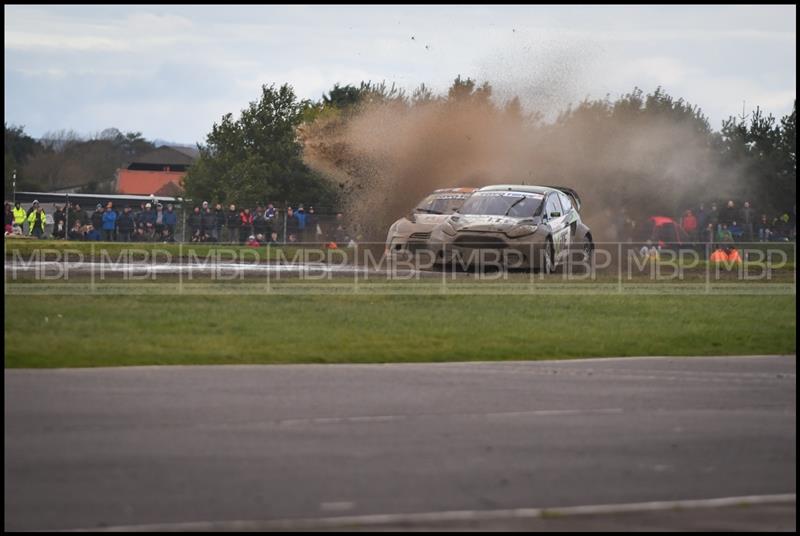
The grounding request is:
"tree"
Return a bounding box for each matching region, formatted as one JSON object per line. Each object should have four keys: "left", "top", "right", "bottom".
{"left": 322, "top": 83, "right": 365, "bottom": 109}
{"left": 719, "top": 104, "right": 794, "bottom": 213}
{"left": 183, "top": 83, "right": 337, "bottom": 207}
{"left": 5, "top": 124, "right": 38, "bottom": 195}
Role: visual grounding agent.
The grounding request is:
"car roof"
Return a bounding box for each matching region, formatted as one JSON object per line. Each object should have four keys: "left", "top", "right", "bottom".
{"left": 431, "top": 187, "right": 479, "bottom": 194}
{"left": 477, "top": 184, "right": 555, "bottom": 195}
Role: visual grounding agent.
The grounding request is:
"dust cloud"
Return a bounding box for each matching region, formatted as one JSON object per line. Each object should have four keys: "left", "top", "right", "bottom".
{"left": 301, "top": 73, "right": 741, "bottom": 241}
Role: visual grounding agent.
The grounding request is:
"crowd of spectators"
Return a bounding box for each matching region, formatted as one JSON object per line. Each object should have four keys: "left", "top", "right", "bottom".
{"left": 619, "top": 199, "right": 796, "bottom": 245}
{"left": 678, "top": 200, "right": 796, "bottom": 244}
{"left": 5, "top": 199, "right": 357, "bottom": 247}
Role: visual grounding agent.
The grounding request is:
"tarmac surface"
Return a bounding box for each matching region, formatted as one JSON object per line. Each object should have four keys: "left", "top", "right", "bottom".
{"left": 4, "top": 355, "right": 796, "bottom": 531}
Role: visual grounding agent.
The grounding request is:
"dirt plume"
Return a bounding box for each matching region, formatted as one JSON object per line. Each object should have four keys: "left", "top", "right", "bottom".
{"left": 301, "top": 84, "right": 740, "bottom": 241}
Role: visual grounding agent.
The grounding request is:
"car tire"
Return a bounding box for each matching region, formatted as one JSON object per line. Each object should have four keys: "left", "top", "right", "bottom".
{"left": 578, "top": 237, "right": 594, "bottom": 274}
{"left": 542, "top": 237, "right": 556, "bottom": 274}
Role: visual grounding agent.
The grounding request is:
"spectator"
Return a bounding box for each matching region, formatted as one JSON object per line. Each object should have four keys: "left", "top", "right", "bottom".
{"left": 239, "top": 207, "right": 253, "bottom": 244}
{"left": 307, "top": 206, "right": 320, "bottom": 242}
{"left": 680, "top": 209, "right": 698, "bottom": 242}
{"left": 709, "top": 247, "right": 728, "bottom": 263}
{"left": 708, "top": 202, "right": 720, "bottom": 231}
{"left": 757, "top": 214, "right": 772, "bottom": 242}
{"left": 696, "top": 203, "right": 708, "bottom": 231}
{"left": 225, "top": 204, "right": 240, "bottom": 244}
{"left": 102, "top": 203, "right": 117, "bottom": 241}
{"left": 295, "top": 205, "right": 307, "bottom": 242}
{"left": 202, "top": 206, "right": 217, "bottom": 242}
{"left": 160, "top": 228, "right": 174, "bottom": 243}
{"left": 52, "top": 205, "right": 67, "bottom": 239}
{"left": 702, "top": 222, "right": 715, "bottom": 244}
{"left": 90, "top": 204, "right": 104, "bottom": 230}
{"left": 264, "top": 203, "right": 276, "bottom": 237}
{"left": 69, "top": 203, "right": 86, "bottom": 231}
{"left": 716, "top": 223, "right": 733, "bottom": 244}
{"left": 270, "top": 231, "right": 279, "bottom": 244}
{"left": 12, "top": 201, "right": 26, "bottom": 233}
{"left": 253, "top": 205, "right": 268, "bottom": 238}
{"left": 719, "top": 200, "right": 737, "bottom": 227}
{"left": 27, "top": 204, "right": 47, "bottom": 239}
{"left": 639, "top": 240, "right": 653, "bottom": 260}
{"left": 246, "top": 234, "right": 260, "bottom": 247}
{"left": 285, "top": 206, "right": 298, "bottom": 242}
{"left": 740, "top": 201, "right": 755, "bottom": 242}
{"left": 4, "top": 202, "right": 14, "bottom": 235}
{"left": 84, "top": 224, "right": 101, "bottom": 241}
{"left": 131, "top": 227, "right": 147, "bottom": 242}
{"left": 139, "top": 203, "right": 157, "bottom": 238}
{"left": 163, "top": 204, "right": 178, "bottom": 241}
{"left": 188, "top": 206, "right": 203, "bottom": 242}
{"left": 154, "top": 204, "right": 165, "bottom": 236}
{"left": 729, "top": 220, "right": 744, "bottom": 241}
{"left": 68, "top": 220, "right": 84, "bottom": 241}
{"left": 116, "top": 206, "right": 135, "bottom": 242}
{"left": 134, "top": 202, "right": 147, "bottom": 229}
{"left": 214, "top": 203, "right": 225, "bottom": 241}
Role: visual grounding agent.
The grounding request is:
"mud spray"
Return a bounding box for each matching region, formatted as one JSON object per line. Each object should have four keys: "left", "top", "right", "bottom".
{"left": 301, "top": 51, "right": 745, "bottom": 240}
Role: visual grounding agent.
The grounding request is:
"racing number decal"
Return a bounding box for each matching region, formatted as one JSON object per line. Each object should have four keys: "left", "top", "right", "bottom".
{"left": 553, "top": 226, "right": 569, "bottom": 257}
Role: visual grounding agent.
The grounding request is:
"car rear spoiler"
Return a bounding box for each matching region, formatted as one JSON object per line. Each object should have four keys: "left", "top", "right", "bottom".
{"left": 545, "top": 186, "right": 582, "bottom": 211}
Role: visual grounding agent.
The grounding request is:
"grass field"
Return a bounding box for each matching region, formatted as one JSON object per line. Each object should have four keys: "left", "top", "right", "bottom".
{"left": 5, "top": 239, "right": 796, "bottom": 368}
{"left": 4, "top": 292, "right": 796, "bottom": 368}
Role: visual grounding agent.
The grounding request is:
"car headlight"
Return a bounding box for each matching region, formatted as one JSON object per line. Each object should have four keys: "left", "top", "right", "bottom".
{"left": 506, "top": 224, "right": 538, "bottom": 238}
{"left": 441, "top": 221, "right": 458, "bottom": 236}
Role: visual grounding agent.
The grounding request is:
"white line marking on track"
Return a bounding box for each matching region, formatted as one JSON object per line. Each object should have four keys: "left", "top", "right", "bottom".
{"left": 275, "top": 408, "right": 624, "bottom": 427}
{"left": 64, "top": 493, "right": 796, "bottom": 532}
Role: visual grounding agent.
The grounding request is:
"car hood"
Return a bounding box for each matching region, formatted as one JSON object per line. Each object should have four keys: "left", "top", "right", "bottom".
{"left": 392, "top": 214, "right": 452, "bottom": 234}
{"left": 449, "top": 214, "right": 530, "bottom": 232}
{"left": 412, "top": 214, "right": 452, "bottom": 226}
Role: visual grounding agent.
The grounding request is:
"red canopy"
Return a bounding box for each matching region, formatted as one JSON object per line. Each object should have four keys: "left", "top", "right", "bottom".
{"left": 650, "top": 216, "right": 676, "bottom": 226}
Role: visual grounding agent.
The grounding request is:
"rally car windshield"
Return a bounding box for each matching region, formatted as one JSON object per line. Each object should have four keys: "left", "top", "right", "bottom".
{"left": 414, "top": 194, "right": 469, "bottom": 215}
{"left": 458, "top": 192, "right": 543, "bottom": 217}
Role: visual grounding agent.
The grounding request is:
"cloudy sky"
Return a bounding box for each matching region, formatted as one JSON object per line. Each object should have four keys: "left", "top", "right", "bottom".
{"left": 4, "top": 4, "right": 796, "bottom": 144}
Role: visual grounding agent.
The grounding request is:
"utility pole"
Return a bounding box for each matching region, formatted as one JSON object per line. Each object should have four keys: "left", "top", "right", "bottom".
{"left": 12, "top": 169, "right": 16, "bottom": 204}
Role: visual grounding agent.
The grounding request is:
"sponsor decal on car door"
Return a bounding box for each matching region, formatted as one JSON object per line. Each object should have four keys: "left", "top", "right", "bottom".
{"left": 546, "top": 194, "right": 570, "bottom": 260}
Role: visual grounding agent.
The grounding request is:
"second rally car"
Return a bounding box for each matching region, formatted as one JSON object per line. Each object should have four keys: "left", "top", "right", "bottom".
{"left": 385, "top": 187, "right": 478, "bottom": 257}
{"left": 428, "top": 184, "right": 593, "bottom": 272}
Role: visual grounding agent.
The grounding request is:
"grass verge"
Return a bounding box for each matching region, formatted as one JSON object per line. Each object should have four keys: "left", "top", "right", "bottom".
{"left": 5, "top": 293, "right": 795, "bottom": 368}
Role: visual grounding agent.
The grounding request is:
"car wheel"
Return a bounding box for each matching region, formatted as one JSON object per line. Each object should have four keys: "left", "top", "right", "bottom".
{"left": 577, "top": 238, "right": 594, "bottom": 274}
{"left": 542, "top": 237, "right": 556, "bottom": 274}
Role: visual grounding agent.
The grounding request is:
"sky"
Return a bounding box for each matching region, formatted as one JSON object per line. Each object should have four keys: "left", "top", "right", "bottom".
{"left": 4, "top": 4, "right": 797, "bottom": 144}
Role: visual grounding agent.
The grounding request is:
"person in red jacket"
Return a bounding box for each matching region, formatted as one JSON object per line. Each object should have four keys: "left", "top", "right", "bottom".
{"left": 681, "top": 209, "right": 698, "bottom": 241}
{"left": 239, "top": 208, "right": 254, "bottom": 244}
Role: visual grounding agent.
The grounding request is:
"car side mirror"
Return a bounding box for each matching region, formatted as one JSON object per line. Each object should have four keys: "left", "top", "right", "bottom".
{"left": 550, "top": 211, "right": 561, "bottom": 218}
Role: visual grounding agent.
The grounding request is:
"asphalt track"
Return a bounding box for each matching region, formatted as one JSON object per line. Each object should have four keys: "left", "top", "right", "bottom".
{"left": 4, "top": 355, "right": 796, "bottom": 531}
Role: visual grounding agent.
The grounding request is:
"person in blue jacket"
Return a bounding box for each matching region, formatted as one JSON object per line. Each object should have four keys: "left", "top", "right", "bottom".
{"left": 102, "top": 203, "right": 118, "bottom": 241}
{"left": 163, "top": 204, "right": 178, "bottom": 241}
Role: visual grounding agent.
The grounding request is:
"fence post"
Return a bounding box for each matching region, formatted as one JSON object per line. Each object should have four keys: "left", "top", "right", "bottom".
{"left": 283, "top": 200, "right": 288, "bottom": 244}
{"left": 65, "top": 193, "right": 70, "bottom": 241}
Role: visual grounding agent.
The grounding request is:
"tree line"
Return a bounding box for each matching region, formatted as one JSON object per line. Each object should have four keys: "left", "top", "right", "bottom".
{"left": 6, "top": 80, "right": 795, "bottom": 231}
{"left": 4, "top": 127, "right": 156, "bottom": 196}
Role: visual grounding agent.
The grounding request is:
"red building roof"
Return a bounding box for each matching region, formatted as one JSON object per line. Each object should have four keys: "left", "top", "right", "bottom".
{"left": 117, "top": 169, "right": 185, "bottom": 196}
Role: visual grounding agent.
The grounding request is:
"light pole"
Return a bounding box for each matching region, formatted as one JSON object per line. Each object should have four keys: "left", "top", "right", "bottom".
{"left": 12, "top": 169, "right": 17, "bottom": 204}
